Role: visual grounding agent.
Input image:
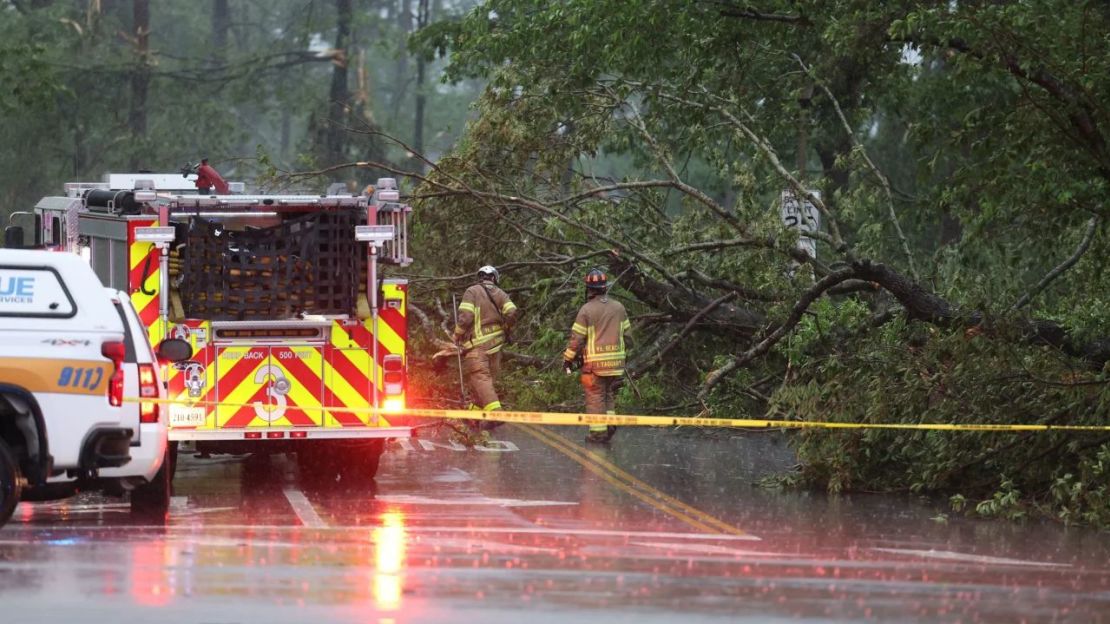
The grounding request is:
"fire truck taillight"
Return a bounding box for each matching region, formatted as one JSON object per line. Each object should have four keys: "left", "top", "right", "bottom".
{"left": 101, "top": 341, "right": 126, "bottom": 407}
{"left": 138, "top": 363, "right": 159, "bottom": 423}
{"left": 382, "top": 355, "right": 405, "bottom": 413}
{"left": 382, "top": 355, "right": 405, "bottom": 396}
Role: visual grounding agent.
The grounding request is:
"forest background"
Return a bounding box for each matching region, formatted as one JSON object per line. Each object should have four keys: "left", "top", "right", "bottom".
{"left": 1, "top": 0, "right": 1108, "bottom": 527}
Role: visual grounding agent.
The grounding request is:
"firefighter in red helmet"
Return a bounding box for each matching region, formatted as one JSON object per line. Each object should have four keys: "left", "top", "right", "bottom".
{"left": 563, "top": 268, "right": 631, "bottom": 443}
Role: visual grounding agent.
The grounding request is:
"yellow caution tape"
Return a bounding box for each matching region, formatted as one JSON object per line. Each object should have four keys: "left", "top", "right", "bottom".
{"left": 126, "top": 396, "right": 1110, "bottom": 432}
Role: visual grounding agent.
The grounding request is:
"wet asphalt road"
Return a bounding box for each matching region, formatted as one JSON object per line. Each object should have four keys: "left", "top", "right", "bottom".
{"left": 2, "top": 425, "right": 1109, "bottom": 623}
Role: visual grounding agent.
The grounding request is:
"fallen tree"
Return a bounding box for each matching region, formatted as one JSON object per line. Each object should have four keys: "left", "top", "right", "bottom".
{"left": 280, "top": 0, "right": 1110, "bottom": 526}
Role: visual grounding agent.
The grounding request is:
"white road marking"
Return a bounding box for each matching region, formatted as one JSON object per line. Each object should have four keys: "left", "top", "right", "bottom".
{"left": 429, "top": 468, "right": 473, "bottom": 483}
{"left": 28, "top": 524, "right": 761, "bottom": 541}
{"left": 375, "top": 494, "right": 578, "bottom": 507}
{"left": 281, "top": 487, "right": 327, "bottom": 528}
{"left": 631, "top": 541, "right": 785, "bottom": 556}
{"left": 870, "top": 548, "right": 1071, "bottom": 568}
{"left": 416, "top": 536, "right": 561, "bottom": 554}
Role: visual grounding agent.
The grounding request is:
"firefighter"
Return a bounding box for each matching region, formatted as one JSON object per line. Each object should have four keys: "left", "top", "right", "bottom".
{"left": 453, "top": 265, "right": 519, "bottom": 427}
{"left": 563, "top": 268, "right": 631, "bottom": 444}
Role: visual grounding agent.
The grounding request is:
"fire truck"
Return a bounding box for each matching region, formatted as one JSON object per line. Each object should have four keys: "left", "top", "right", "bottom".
{"left": 14, "top": 168, "right": 415, "bottom": 481}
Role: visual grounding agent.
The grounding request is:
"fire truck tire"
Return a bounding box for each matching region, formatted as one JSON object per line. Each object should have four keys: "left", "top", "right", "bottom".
{"left": 296, "top": 445, "right": 338, "bottom": 485}
{"left": 297, "top": 440, "right": 384, "bottom": 485}
{"left": 130, "top": 447, "right": 172, "bottom": 520}
{"left": 0, "top": 439, "right": 23, "bottom": 526}
{"left": 338, "top": 439, "right": 384, "bottom": 482}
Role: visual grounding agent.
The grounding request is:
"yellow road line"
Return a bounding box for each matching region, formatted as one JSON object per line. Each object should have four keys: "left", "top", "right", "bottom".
{"left": 513, "top": 425, "right": 723, "bottom": 534}
{"left": 524, "top": 424, "right": 748, "bottom": 537}
{"left": 516, "top": 424, "right": 750, "bottom": 538}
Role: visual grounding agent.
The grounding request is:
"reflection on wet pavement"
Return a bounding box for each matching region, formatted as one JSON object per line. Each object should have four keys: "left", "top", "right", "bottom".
{"left": 2, "top": 426, "right": 1108, "bottom": 623}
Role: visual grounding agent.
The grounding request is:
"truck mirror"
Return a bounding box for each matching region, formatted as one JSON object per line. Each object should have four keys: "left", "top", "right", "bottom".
{"left": 3, "top": 225, "right": 25, "bottom": 249}
{"left": 156, "top": 338, "right": 193, "bottom": 363}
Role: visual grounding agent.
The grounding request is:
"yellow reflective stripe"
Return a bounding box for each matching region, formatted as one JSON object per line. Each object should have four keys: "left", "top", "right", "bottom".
{"left": 483, "top": 401, "right": 502, "bottom": 411}
{"left": 563, "top": 348, "right": 577, "bottom": 360}
{"left": 587, "top": 353, "right": 625, "bottom": 362}
{"left": 269, "top": 353, "right": 324, "bottom": 427}
{"left": 463, "top": 329, "right": 504, "bottom": 349}
{"left": 0, "top": 357, "right": 113, "bottom": 396}
{"left": 458, "top": 302, "right": 477, "bottom": 313}
{"left": 571, "top": 323, "right": 587, "bottom": 335}
{"left": 502, "top": 301, "right": 517, "bottom": 314}
{"left": 621, "top": 319, "right": 631, "bottom": 331}
{"left": 487, "top": 343, "right": 505, "bottom": 354}
{"left": 589, "top": 425, "right": 609, "bottom": 432}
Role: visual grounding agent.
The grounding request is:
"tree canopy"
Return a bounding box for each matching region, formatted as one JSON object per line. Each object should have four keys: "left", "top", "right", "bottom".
{"left": 403, "top": 0, "right": 1110, "bottom": 525}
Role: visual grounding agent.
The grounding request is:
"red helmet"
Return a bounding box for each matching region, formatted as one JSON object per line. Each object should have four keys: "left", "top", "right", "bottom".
{"left": 584, "top": 268, "right": 607, "bottom": 291}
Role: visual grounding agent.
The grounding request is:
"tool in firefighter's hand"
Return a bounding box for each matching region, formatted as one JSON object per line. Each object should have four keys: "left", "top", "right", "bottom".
{"left": 451, "top": 293, "right": 468, "bottom": 404}
{"left": 564, "top": 351, "right": 583, "bottom": 375}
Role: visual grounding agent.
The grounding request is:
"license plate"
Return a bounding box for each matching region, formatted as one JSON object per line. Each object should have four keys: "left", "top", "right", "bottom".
{"left": 169, "top": 405, "right": 206, "bottom": 427}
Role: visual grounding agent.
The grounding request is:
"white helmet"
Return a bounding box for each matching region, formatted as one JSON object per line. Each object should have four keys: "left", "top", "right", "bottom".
{"left": 477, "top": 265, "right": 499, "bottom": 284}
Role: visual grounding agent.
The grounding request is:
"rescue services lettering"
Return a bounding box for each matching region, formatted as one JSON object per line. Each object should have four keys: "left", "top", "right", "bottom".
{"left": 0, "top": 276, "right": 34, "bottom": 303}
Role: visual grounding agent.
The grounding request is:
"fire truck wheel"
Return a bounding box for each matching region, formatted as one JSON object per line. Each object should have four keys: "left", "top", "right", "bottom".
{"left": 337, "top": 439, "right": 385, "bottom": 482}
{"left": 130, "top": 447, "right": 172, "bottom": 521}
{"left": 296, "top": 445, "right": 338, "bottom": 486}
{"left": 0, "top": 439, "right": 23, "bottom": 526}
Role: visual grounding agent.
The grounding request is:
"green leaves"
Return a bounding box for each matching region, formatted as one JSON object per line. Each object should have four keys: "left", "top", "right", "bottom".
{"left": 409, "top": 0, "right": 1110, "bottom": 526}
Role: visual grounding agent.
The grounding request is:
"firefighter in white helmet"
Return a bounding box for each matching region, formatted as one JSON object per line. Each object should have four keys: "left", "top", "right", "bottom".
{"left": 453, "top": 265, "right": 519, "bottom": 427}
{"left": 563, "top": 268, "right": 631, "bottom": 444}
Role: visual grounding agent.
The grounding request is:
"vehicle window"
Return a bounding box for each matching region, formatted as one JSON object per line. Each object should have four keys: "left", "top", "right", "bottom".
{"left": 111, "top": 301, "right": 138, "bottom": 364}
{"left": 0, "top": 265, "right": 76, "bottom": 318}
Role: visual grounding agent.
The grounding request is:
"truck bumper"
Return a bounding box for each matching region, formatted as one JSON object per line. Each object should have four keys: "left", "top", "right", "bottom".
{"left": 79, "top": 427, "right": 134, "bottom": 471}
{"left": 169, "top": 426, "right": 414, "bottom": 442}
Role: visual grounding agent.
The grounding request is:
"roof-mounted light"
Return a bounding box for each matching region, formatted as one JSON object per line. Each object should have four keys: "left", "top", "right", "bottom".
{"left": 134, "top": 226, "right": 176, "bottom": 244}
{"left": 355, "top": 224, "right": 395, "bottom": 245}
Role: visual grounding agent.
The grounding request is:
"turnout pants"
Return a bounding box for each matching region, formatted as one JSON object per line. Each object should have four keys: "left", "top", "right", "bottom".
{"left": 463, "top": 345, "right": 502, "bottom": 411}
{"left": 581, "top": 372, "right": 620, "bottom": 432}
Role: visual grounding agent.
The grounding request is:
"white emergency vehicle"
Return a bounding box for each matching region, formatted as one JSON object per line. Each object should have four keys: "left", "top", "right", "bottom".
{"left": 0, "top": 250, "right": 132, "bottom": 525}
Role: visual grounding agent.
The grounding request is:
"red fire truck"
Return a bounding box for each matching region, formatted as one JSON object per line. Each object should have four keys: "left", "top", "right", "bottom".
{"left": 21, "top": 170, "right": 415, "bottom": 480}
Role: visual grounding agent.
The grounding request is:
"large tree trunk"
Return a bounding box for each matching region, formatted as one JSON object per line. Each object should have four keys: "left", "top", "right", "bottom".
{"left": 853, "top": 258, "right": 1110, "bottom": 368}
{"left": 413, "top": 0, "right": 429, "bottom": 163}
{"left": 325, "top": 0, "right": 353, "bottom": 168}
{"left": 127, "top": 0, "right": 150, "bottom": 170}
{"left": 211, "top": 0, "right": 230, "bottom": 65}
{"left": 609, "top": 255, "right": 765, "bottom": 335}
{"left": 390, "top": 0, "right": 413, "bottom": 124}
